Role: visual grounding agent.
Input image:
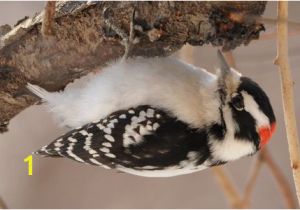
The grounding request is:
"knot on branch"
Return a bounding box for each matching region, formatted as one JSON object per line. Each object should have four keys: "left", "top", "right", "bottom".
{"left": 207, "top": 9, "right": 265, "bottom": 51}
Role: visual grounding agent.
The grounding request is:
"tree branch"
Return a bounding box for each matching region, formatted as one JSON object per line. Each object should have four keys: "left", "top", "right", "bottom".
{"left": 258, "top": 18, "right": 300, "bottom": 41}
{"left": 261, "top": 148, "right": 297, "bottom": 208}
{"left": 0, "top": 196, "right": 7, "bottom": 209}
{"left": 212, "top": 166, "right": 244, "bottom": 208}
{"left": 241, "top": 155, "right": 263, "bottom": 207}
{"left": 224, "top": 50, "right": 236, "bottom": 68}
{"left": 274, "top": 1, "right": 300, "bottom": 206}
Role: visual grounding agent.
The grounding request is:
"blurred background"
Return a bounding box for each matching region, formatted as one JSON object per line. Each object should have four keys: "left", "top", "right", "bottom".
{"left": 0, "top": 1, "right": 299, "bottom": 208}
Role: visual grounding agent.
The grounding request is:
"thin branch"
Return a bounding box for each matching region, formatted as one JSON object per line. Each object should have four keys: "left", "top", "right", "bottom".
{"left": 260, "top": 17, "right": 300, "bottom": 30}
{"left": 241, "top": 148, "right": 296, "bottom": 208}
{"left": 41, "top": 1, "right": 56, "bottom": 37}
{"left": 259, "top": 31, "right": 300, "bottom": 41}
{"left": 0, "top": 196, "right": 7, "bottom": 209}
{"left": 212, "top": 166, "right": 244, "bottom": 208}
{"left": 261, "top": 148, "right": 297, "bottom": 208}
{"left": 224, "top": 50, "right": 236, "bottom": 68}
{"left": 275, "top": 1, "right": 300, "bottom": 206}
{"left": 241, "top": 155, "right": 263, "bottom": 207}
{"left": 255, "top": 18, "right": 300, "bottom": 41}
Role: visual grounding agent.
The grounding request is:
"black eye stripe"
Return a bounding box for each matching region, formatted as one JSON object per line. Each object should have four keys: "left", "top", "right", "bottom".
{"left": 238, "top": 77, "right": 276, "bottom": 123}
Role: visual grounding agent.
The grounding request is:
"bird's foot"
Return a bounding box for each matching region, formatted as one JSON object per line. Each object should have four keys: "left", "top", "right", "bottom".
{"left": 103, "top": 7, "right": 138, "bottom": 60}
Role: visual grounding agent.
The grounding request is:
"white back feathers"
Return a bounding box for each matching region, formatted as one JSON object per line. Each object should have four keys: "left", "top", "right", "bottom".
{"left": 27, "top": 57, "right": 221, "bottom": 129}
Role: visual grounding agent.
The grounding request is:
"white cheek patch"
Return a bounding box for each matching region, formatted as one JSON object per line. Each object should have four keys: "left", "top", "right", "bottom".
{"left": 210, "top": 106, "right": 256, "bottom": 162}
{"left": 209, "top": 90, "right": 269, "bottom": 162}
{"left": 241, "top": 91, "right": 270, "bottom": 128}
{"left": 210, "top": 137, "right": 256, "bottom": 162}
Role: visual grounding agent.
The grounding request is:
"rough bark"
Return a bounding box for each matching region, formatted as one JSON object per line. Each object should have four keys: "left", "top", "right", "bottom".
{"left": 0, "top": 1, "right": 266, "bottom": 132}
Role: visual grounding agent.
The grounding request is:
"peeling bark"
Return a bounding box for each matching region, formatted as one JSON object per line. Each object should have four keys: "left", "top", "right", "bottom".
{"left": 0, "top": 1, "right": 266, "bottom": 132}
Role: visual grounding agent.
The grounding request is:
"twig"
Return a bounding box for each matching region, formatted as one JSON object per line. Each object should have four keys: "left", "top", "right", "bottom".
{"left": 212, "top": 166, "right": 244, "bottom": 208}
{"left": 255, "top": 18, "right": 300, "bottom": 41}
{"left": 241, "top": 148, "right": 296, "bottom": 208}
{"left": 259, "top": 31, "right": 300, "bottom": 41}
{"left": 224, "top": 50, "right": 236, "bottom": 68}
{"left": 0, "top": 196, "right": 7, "bottom": 209}
{"left": 241, "top": 155, "right": 263, "bottom": 207}
{"left": 260, "top": 17, "right": 300, "bottom": 30}
{"left": 41, "top": 1, "right": 56, "bottom": 36}
{"left": 274, "top": 1, "right": 300, "bottom": 206}
{"left": 261, "top": 148, "right": 297, "bottom": 208}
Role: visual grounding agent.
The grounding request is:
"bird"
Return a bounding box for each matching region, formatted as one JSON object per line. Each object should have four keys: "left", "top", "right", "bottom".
{"left": 27, "top": 50, "right": 276, "bottom": 177}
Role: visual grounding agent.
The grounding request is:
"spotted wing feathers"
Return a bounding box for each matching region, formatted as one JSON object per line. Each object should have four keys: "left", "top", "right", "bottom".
{"left": 35, "top": 106, "right": 211, "bottom": 175}
{"left": 34, "top": 106, "right": 166, "bottom": 168}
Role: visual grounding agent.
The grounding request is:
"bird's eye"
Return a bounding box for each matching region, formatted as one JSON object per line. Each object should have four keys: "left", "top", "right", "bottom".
{"left": 231, "top": 93, "right": 244, "bottom": 111}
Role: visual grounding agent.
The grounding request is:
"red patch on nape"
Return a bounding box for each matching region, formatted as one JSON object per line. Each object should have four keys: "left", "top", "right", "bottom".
{"left": 259, "top": 122, "right": 276, "bottom": 148}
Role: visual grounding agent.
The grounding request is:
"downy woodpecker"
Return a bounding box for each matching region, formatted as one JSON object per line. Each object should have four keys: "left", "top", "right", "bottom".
{"left": 28, "top": 50, "right": 276, "bottom": 177}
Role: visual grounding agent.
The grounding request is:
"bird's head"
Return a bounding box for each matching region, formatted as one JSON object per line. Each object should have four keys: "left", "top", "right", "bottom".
{"left": 213, "top": 50, "right": 276, "bottom": 161}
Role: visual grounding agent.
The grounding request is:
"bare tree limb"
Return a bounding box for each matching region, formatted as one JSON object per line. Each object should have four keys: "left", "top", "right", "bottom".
{"left": 261, "top": 148, "right": 297, "bottom": 208}
{"left": 212, "top": 166, "right": 244, "bottom": 208}
{"left": 274, "top": 1, "right": 300, "bottom": 206}
{"left": 240, "top": 148, "right": 296, "bottom": 208}
{"left": 261, "top": 17, "right": 300, "bottom": 30}
{"left": 259, "top": 30, "right": 300, "bottom": 41}
{"left": 241, "top": 148, "right": 296, "bottom": 208}
{"left": 0, "top": 1, "right": 267, "bottom": 132}
{"left": 0, "top": 196, "right": 7, "bottom": 209}
{"left": 242, "top": 154, "right": 263, "bottom": 207}
{"left": 257, "top": 18, "right": 300, "bottom": 41}
{"left": 224, "top": 50, "right": 236, "bottom": 68}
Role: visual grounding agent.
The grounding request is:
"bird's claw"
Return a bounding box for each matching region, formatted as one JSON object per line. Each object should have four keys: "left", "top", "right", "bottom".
{"left": 103, "top": 7, "right": 137, "bottom": 60}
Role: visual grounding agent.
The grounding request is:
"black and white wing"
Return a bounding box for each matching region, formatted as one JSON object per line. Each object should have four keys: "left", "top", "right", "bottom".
{"left": 35, "top": 106, "right": 212, "bottom": 177}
